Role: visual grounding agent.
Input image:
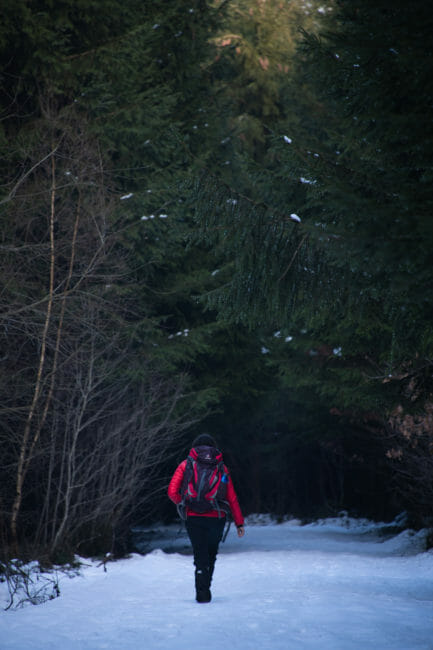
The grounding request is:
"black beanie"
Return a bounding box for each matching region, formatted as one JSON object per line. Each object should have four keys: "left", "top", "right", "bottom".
{"left": 192, "top": 433, "right": 217, "bottom": 448}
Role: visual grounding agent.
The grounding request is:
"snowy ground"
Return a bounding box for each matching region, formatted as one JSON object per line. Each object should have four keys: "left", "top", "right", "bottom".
{"left": 1, "top": 515, "right": 433, "bottom": 650}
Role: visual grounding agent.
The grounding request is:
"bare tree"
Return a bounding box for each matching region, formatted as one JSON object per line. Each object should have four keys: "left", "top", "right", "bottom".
{"left": 32, "top": 314, "right": 194, "bottom": 555}
{"left": 383, "top": 402, "right": 433, "bottom": 525}
{"left": 1, "top": 103, "right": 191, "bottom": 558}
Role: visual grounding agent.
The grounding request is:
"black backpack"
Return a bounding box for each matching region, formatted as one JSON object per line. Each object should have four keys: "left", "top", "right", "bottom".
{"left": 179, "top": 445, "right": 229, "bottom": 518}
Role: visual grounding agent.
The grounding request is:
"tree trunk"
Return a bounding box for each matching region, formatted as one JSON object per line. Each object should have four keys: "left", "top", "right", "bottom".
{"left": 10, "top": 150, "right": 57, "bottom": 554}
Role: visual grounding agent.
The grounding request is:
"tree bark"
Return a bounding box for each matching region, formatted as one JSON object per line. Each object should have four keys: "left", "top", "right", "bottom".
{"left": 10, "top": 150, "right": 57, "bottom": 553}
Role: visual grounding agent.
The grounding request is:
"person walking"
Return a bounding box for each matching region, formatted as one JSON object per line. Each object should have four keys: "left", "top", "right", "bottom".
{"left": 168, "top": 434, "right": 245, "bottom": 603}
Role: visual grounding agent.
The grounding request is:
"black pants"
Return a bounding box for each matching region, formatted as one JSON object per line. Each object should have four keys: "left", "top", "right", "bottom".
{"left": 186, "top": 516, "right": 225, "bottom": 580}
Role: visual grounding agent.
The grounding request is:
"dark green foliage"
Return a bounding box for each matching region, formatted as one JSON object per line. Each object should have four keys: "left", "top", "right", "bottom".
{"left": 188, "top": 0, "right": 433, "bottom": 528}
{"left": 2, "top": 0, "right": 432, "bottom": 555}
{"left": 281, "top": 0, "right": 433, "bottom": 411}
{"left": 0, "top": 0, "right": 239, "bottom": 557}
{"left": 196, "top": 0, "right": 433, "bottom": 413}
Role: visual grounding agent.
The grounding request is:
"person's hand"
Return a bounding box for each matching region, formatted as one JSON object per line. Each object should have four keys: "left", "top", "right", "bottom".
{"left": 237, "top": 525, "right": 245, "bottom": 538}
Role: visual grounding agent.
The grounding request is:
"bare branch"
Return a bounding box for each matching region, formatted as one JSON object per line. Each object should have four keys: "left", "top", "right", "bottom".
{"left": 0, "top": 146, "right": 59, "bottom": 206}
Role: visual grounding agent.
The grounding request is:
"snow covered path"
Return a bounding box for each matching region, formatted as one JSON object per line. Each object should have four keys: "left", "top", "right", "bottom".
{"left": 1, "top": 517, "right": 433, "bottom": 650}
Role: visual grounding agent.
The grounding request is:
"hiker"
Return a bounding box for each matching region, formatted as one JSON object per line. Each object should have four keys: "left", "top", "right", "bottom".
{"left": 168, "top": 433, "right": 245, "bottom": 603}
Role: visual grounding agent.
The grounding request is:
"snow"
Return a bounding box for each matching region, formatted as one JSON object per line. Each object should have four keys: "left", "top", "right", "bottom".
{"left": 1, "top": 516, "right": 433, "bottom": 650}
{"left": 300, "top": 177, "right": 316, "bottom": 185}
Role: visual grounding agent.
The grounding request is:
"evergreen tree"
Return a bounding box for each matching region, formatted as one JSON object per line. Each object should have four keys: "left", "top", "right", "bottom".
{"left": 196, "top": 0, "right": 433, "bottom": 413}
{"left": 0, "top": 0, "right": 232, "bottom": 556}
{"left": 274, "top": 0, "right": 433, "bottom": 412}
{"left": 190, "top": 0, "right": 433, "bottom": 524}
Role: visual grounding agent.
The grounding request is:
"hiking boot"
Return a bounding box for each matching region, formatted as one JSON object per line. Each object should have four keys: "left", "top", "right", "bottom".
{"left": 195, "top": 568, "right": 211, "bottom": 603}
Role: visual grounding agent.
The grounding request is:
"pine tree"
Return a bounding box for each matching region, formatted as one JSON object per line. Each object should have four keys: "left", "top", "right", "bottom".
{"left": 277, "top": 0, "right": 433, "bottom": 411}
{"left": 187, "top": 1, "right": 433, "bottom": 524}
{"left": 0, "top": 0, "right": 233, "bottom": 555}
{"left": 195, "top": 0, "right": 433, "bottom": 413}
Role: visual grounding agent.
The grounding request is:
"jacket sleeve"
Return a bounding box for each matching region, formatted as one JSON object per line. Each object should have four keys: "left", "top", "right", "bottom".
{"left": 225, "top": 470, "right": 244, "bottom": 527}
{"left": 167, "top": 460, "right": 187, "bottom": 505}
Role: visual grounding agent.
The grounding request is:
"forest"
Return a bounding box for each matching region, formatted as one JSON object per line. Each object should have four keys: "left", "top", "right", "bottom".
{"left": 1, "top": 0, "right": 432, "bottom": 562}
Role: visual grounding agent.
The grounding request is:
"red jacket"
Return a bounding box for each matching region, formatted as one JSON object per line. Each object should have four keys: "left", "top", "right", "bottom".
{"left": 168, "top": 459, "right": 244, "bottom": 527}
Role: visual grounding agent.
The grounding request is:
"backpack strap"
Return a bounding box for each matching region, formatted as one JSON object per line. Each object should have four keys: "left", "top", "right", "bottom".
{"left": 222, "top": 517, "right": 232, "bottom": 543}
{"left": 177, "top": 502, "right": 187, "bottom": 521}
